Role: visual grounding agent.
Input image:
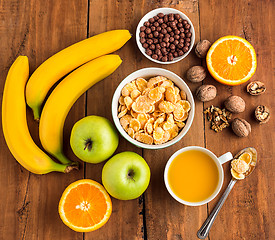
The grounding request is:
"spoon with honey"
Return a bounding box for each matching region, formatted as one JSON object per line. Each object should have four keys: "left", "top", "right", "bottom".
{"left": 197, "top": 147, "right": 257, "bottom": 239}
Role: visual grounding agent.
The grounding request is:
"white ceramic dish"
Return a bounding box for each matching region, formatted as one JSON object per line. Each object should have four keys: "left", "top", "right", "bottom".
{"left": 112, "top": 68, "right": 195, "bottom": 149}
{"left": 164, "top": 146, "right": 233, "bottom": 206}
{"left": 136, "top": 7, "right": 195, "bottom": 64}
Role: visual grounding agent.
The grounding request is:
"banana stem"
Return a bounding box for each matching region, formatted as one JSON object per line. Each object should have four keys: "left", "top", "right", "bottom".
{"left": 32, "top": 106, "right": 41, "bottom": 121}
{"left": 54, "top": 152, "right": 72, "bottom": 164}
{"left": 52, "top": 161, "right": 79, "bottom": 173}
{"left": 64, "top": 163, "right": 80, "bottom": 173}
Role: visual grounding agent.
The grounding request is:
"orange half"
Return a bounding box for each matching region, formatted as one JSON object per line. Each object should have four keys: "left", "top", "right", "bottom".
{"left": 58, "top": 179, "right": 112, "bottom": 232}
{"left": 206, "top": 36, "right": 257, "bottom": 85}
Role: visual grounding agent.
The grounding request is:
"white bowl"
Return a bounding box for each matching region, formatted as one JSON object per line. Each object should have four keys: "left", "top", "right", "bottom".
{"left": 112, "top": 68, "right": 195, "bottom": 149}
{"left": 136, "top": 8, "right": 195, "bottom": 64}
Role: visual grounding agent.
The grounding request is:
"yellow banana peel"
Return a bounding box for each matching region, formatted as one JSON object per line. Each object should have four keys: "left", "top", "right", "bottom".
{"left": 2, "top": 56, "right": 78, "bottom": 174}
{"left": 26, "top": 30, "right": 131, "bottom": 120}
{"left": 39, "top": 54, "right": 122, "bottom": 164}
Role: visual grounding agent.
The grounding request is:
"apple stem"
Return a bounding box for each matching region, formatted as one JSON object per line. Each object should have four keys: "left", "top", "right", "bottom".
{"left": 127, "top": 169, "right": 135, "bottom": 181}
{"left": 84, "top": 140, "right": 92, "bottom": 151}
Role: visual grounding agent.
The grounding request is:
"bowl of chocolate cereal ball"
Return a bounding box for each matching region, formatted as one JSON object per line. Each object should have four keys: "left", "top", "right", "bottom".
{"left": 136, "top": 8, "right": 195, "bottom": 64}
{"left": 112, "top": 68, "right": 195, "bottom": 149}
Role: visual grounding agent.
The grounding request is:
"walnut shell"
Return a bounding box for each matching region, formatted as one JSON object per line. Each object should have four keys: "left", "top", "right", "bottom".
{"left": 186, "top": 66, "right": 207, "bottom": 83}
{"left": 196, "top": 85, "right": 217, "bottom": 102}
{"left": 247, "top": 81, "right": 266, "bottom": 95}
{"left": 232, "top": 118, "right": 251, "bottom": 137}
{"left": 255, "top": 105, "right": 270, "bottom": 124}
{"left": 224, "top": 96, "right": 245, "bottom": 113}
{"left": 195, "top": 40, "right": 211, "bottom": 58}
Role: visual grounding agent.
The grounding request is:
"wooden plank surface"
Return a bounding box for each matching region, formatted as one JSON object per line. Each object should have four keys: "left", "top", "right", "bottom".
{"left": 85, "top": 0, "right": 144, "bottom": 239}
{"left": 199, "top": 0, "right": 275, "bottom": 239}
{"left": 0, "top": 0, "right": 274, "bottom": 239}
{"left": 0, "top": 1, "right": 87, "bottom": 239}
{"left": 139, "top": 1, "right": 208, "bottom": 240}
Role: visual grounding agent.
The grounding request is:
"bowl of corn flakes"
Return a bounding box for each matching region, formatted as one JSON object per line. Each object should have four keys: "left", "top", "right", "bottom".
{"left": 112, "top": 68, "right": 195, "bottom": 149}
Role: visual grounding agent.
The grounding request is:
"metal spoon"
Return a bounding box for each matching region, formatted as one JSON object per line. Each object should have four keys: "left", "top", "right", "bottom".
{"left": 197, "top": 147, "right": 257, "bottom": 239}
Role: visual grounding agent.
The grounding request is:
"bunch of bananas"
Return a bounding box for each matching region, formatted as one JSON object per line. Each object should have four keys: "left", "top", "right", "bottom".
{"left": 2, "top": 30, "right": 131, "bottom": 174}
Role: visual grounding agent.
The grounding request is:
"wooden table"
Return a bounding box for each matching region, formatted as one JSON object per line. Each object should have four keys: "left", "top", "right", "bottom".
{"left": 0, "top": 0, "right": 274, "bottom": 239}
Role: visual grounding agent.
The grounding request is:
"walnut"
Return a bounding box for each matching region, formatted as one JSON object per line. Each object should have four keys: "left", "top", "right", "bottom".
{"left": 196, "top": 85, "right": 217, "bottom": 102}
{"left": 255, "top": 105, "right": 270, "bottom": 124}
{"left": 231, "top": 118, "right": 251, "bottom": 137}
{"left": 186, "top": 66, "right": 207, "bottom": 82}
{"left": 204, "top": 105, "right": 231, "bottom": 132}
{"left": 247, "top": 81, "right": 266, "bottom": 95}
{"left": 224, "top": 95, "right": 245, "bottom": 113}
{"left": 195, "top": 40, "right": 211, "bottom": 58}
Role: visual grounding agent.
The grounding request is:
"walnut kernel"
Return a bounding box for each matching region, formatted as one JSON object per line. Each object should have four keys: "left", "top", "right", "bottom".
{"left": 186, "top": 66, "right": 207, "bottom": 83}
{"left": 255, "top": 105, "right": 270, "bottom": 124}
{"left": 204, "top": 105, "right": 231, "bottom": 132}
{"left": 247, "top": 81, "right": 266, "bottom": 95}
{"left": 224, "top": 95, "right": 245, "bottom": 113}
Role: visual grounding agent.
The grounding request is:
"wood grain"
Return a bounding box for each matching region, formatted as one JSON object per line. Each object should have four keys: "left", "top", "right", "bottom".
{"left": 199, "top": 0, "right": 275, "bottom": 239}
{"left": 138, "top": 1, "right": 207, "bottom": 239}
{"left": 0, "top": 0, "right": 274, "bottom": 239}
{"left": 0, "top": 0, "right": 87, "bottom": 239}
{"left": 85, "top": 0, "right": 144, "bottom": 239}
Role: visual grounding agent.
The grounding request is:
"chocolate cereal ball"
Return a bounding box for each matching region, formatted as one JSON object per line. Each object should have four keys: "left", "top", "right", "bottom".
{"left": 140, "top": 12, "right": 192, "bottom": 62}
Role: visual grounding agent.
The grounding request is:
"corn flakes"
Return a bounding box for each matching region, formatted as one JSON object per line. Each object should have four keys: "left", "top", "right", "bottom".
{"left": 180, "top": 90, "right": 187, "bottom": 100}
{"left": 130, "top": 109, "right": 138, "bottom": 118}
{"left": 134, "top": 132, "right": 154, "bottom": 145}
{"left": 163, "top": 114, "right": 174, "bottom": 130}
{"left": 160, "top": 80, "right": 174, "bottom": 88}
{"left": 175, "top": 121, "right": 186, "bottom": 129}
{"left": 147, "top": 76, "right": 167, "bottom": 88}
{"left": 177, "top": 100, "right": 191, "bottom": 112}
{"left": 120, "top": 114, "right": 132, "bottom": 130}
{"left": 122, "top": 82, "right": 137, "bottom": 96}
{"left": 119, "top": 96, "right": 125, "bottom": 105}
{"left": 124, "top": 96, "right": 133, "bottom": 110}
{"left": 118, "top": 104, "right": 122, "bottom": 112}
{"left": 153, "top": 127, "right": 164, "bottom": 141}
{"left": 132, "top": 96, "right": 152, "bottom": 114}
{"left": 136, "top": 78, "right": 147, "bottom": 92}
{"left": 127, "top": 128, "right": 135, "bottom": 138}
{"left": 153, "top": 115, "right": 165, "bottom": 129}
{"left": 130, "top": 89, "right": 141, "bottom": 99}
{"left": 130, "top": 119, "right": 141, "bottom": 132}
{"left": 118, "top": 76, "right": 191, "bottom": 145}
{"left": 173, "top": 103, "right": 185, "bottom": 120}
{"left": 168, "top": 124, "right": 179, "bottom": 140}
{"left": 159, "top": 101, "right": 175, "bottom": 113}
{"left": 148, "top": 87, "right": 163, "bottom": 102}
{"left": 165, "top": 87, "right": 177, "bottom": 103}
{"left": 155, "top": 130, "right": 170, "bottom": 144}
{"left": 137, "top": 113, "right": 149, "bottom": 129}
{"left": 118, "top": 107, "right": 128, "bottom": 118}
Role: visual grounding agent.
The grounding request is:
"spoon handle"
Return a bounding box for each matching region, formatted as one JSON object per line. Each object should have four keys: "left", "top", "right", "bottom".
{"left": 197, "top": 179, "right": 237, "bottom": 239}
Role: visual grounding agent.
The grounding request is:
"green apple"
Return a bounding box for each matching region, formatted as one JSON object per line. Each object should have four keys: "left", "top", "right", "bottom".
{"left": 102, "top": 152, "right": 150, "bottom": 200}
{"left": 70, "top": 115, "right": 119, "bottom": 163}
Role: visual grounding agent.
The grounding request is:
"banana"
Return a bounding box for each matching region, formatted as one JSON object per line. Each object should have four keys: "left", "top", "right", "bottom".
{"left": 2, "top": 56, "right": 78, "bottom": 174}
{"left": 26, "top": 30, "right": 131, "bottom": 120}
{"left": 39, "top": 54, "right": 122, "bottom": 164}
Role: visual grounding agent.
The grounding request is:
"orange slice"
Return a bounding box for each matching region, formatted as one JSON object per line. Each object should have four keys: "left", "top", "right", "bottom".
{"left": 58, "top": 179, "right": 112, "bottom": 232}
{"left": 206, "top": 36, "right": 257, "bottom": 85}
